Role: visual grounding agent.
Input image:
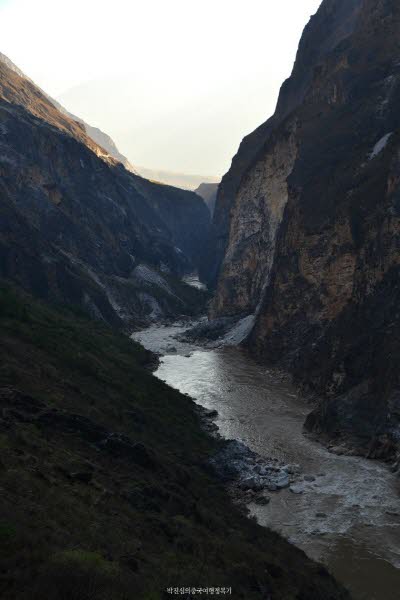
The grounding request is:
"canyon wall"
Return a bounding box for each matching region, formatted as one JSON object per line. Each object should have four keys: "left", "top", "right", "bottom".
{"left": 204, "top": 0, "right": 362, "bottom": 287}
{"left": 211, "top": 0, "right": 400, "bottom": 456}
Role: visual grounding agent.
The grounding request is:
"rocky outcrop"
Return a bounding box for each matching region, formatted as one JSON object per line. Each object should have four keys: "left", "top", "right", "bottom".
{"left": 0, "top": 59, "right": 210, "bottom": 326}
{"left": 211, "top": 0, "right": 400, "bottom": 456}
{"left": 210, "top": 439, "right": 302, "bottom": 495}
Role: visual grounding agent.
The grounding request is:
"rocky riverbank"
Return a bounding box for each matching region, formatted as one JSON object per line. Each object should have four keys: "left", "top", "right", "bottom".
{"left": 177, "top": 314, "right": 256, "bottom": 348}
{"left": 140, "top": 315, "right": 400, "bottom": 481}
{"left": 196, "top": 407, "right": 322, "bottom": 508}
{"left": 148, "top": 317, "right": 400, "bottom": 600}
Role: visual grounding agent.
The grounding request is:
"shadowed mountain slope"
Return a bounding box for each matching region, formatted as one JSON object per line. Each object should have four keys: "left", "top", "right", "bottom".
{"left": 0, "top": 58, "right": 210, "bottom": 327}
{"left": 0, "top": 283, "right": 350, "bottom": 600}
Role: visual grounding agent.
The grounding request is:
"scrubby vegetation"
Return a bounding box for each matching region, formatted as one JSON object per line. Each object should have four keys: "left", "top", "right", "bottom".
{"left": 0, "top": 283, "right": 348, "bottom": 599}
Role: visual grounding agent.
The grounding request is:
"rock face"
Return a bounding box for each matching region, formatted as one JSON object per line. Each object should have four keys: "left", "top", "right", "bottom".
{"left": 204, "top": 0, "right": 363, "bottom": 287}
{"left": 210, "top": 0, "right": 400, "bottom": 455}
{"left": 0, "top": 59, "right": 210, "bottom": 326}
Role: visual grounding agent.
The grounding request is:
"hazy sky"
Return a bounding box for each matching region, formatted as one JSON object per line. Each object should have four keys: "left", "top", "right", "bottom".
{"left": 1, "top": 0, "right": 321, "bottom": 176}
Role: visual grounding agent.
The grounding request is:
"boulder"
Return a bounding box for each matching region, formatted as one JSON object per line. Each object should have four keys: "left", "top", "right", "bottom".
{"left": 254, "top": 495, "right": 271, "bottom": 506}
{"left": 283, "top": 464, "right": 301, "bottom": 475}
{"left": 239, "top": 476, "right": 264, "bottom": 492}
{"left": 270, "top": 472, "right": 290, "bottom": 489}
{"left": 200, "top": 408, "right": 219, "bottom": 419}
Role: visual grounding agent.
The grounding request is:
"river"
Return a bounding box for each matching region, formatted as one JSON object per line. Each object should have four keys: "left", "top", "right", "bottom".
{"left": 132, "top": 320, "right": 400, "bottom": 600}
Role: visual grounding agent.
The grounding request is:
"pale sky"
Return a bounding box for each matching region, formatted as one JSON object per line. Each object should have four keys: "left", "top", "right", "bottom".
{"left": 0, "top": 0, "right": 321, "bottom": 177}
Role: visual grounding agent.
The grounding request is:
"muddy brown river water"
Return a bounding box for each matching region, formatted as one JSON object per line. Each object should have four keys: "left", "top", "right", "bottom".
{"left": 132, "top": 321, "right": 400, "bottom": 600}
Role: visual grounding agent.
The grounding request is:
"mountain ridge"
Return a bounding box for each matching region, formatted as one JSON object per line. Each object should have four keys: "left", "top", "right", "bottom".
{"left": 0, "top": 57, "right": 210, "bottom": 327}
{"left": 0, "top": 52, "right": 137, "bottom": 171}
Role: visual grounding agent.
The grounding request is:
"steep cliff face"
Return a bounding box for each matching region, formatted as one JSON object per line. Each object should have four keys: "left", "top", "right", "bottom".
{"left": 210, "top": 123, "right": 298, "bottom": 316}
{"left": 211, "top": 0, "right": 400, "bottom": 455}
{"left": 205, "top": 0, "right": 362, "bottom": 287}
{"left": 0, "top": 60, "right": 210, "bottom": 326}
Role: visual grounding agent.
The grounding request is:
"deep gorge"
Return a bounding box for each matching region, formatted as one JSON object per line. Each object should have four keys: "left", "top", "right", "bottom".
{"left": 1, "top": 0, "right": 400, "bottom": 598}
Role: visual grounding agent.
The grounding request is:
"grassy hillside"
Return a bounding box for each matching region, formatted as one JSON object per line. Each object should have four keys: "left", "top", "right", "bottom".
{"left": 0, "top": 284, "right": 349, "bottom": 599}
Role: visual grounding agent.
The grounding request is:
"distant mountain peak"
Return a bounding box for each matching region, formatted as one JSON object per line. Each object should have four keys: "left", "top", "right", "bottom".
{"left": 136, "top": 166, "right": 220, "bottom": 191}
